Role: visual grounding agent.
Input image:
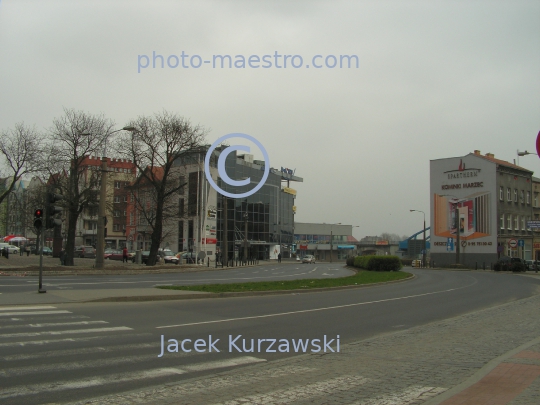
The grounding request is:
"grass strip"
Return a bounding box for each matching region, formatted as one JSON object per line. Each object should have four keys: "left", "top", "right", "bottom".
{"left": 156, "top": 270, "right": 412, "bottom": 293}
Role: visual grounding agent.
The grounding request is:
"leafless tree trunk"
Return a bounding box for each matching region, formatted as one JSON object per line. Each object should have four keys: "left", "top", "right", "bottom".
{"left": 45, "top": 108, "right": 115, "bottom": 266}
{"left": 115, "top": 111, "right": 206, "bottom": 266}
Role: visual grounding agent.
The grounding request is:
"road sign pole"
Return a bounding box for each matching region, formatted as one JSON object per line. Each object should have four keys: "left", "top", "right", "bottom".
{"left": 38, "top": 228, "right": 46, "bottom": 293}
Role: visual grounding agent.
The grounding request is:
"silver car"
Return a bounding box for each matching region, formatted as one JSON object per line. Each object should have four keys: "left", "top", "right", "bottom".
{"left": 302, "top": 255, "right": 316, "bottom": 264}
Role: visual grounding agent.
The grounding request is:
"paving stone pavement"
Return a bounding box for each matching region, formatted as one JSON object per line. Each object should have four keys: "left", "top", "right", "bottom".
{"left": 72, "top": 293, "right": 540, "bottom": 405}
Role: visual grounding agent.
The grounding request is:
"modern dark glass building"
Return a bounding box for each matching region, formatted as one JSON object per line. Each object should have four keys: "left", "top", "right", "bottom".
{"left": 172, "top": 145, "right": 302, "bottom": 261}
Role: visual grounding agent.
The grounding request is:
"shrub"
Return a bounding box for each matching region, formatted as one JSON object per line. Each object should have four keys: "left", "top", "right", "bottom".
{"left": 511, "top": 262, "right": 525, "bottom": 273}
{"left": 345, "top": 256, "right": 356, "bottom": 267}
{"left": 353, "top": 255, "right": 402, "bottom": 271}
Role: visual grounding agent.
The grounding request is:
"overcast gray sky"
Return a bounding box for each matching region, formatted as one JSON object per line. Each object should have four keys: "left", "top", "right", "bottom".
{"left": 1, "top": 0, "right": 539, "bottom": 240}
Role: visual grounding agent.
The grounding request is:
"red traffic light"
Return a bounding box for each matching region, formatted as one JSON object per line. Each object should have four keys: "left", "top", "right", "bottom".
{"left": 34, "top": 209, "right": 43, "bottom": 218}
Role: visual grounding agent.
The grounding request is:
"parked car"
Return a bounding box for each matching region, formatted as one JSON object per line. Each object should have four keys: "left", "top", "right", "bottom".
{"left": 104, "top": 249, "right": 115, "bottom": 259}
{"left": 75, "top": 246, "right": 96, "bottom": 258}
{"left": 511, "top": 257, "right": 528, "bottom": 271}
{"left": 525, "top": 260, "right": 539, "bottom": 270}
{"left": 159, "top": 249, "right": 179, "bottom": 264}
{"left": 302, "top": 255, "right": 316, "bottom": 264}
{"left": 496, "top": 256, "right": 527, "bottom": 272}
{"left": 180, "top": 252, "right": 198, "bottom": 264}
{"left": 131, "top": 251, "right": 162, "bottom": 264}
{"left": 42, "top": 247, "right": 53, "bottom": 256}
{"left": 6, "top": 245, "right": 20, "bottom": 254}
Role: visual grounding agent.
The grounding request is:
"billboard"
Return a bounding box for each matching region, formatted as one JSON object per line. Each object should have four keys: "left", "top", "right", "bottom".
{"left": 430, "top": 155, "right": 497, "bottom": 254}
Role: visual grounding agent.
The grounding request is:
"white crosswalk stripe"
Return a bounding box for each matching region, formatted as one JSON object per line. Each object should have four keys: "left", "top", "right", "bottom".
{"left": 0, "top": 356, "right": 266, "bottom": 400}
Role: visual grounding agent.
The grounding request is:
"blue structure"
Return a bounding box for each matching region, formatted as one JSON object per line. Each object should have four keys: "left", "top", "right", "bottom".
{"left": 399, "top": 227, "right": 431, "bottom": 256}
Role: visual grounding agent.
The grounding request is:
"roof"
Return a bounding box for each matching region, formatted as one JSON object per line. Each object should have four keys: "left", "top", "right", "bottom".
{"left": 470, "top": 151, "right": 533, "bottom": 173}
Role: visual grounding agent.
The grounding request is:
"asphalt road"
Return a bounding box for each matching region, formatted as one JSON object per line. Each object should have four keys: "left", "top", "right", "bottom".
{"left": 0, "top": 268, "right": 539, "bottom": 404}
{"left": 0, "top": 262, "right": 353, "bottom": 292}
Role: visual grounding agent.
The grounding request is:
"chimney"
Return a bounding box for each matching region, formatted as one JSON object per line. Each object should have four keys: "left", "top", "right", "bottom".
{"left": 485, "top": 153, "right": 494, "bottom": 158}
{"left": 474, "top": 150, "right": 481, "bottom": 155}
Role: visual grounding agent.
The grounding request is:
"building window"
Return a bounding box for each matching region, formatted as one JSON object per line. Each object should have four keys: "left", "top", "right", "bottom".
{"left": 113, "top": 224, "right": 119, "bottom": 231}
{"left": 115, "top": 181, "right": 121, "bottom": 189}
{"left": 124, "top": 196, "right": 128, "bottom": 203}
{"left": 507, "top": 214, "right": 512, "bottom": 230}
{"left": 500, "top": 214, "right": 504, "bottom": 230}
{"left": 522, "top": 216, "right": 525, "bottom": 231}
{"left": 514, "top": 189, "right": 518, "bottom": 202}
{"left": 527, "top": 216, "right": 531, "bottom": 230}
{"left": 514, "top": 215, "right": 519, "bottom": 230}
{"left": 179, "top": 198, "right": 185, "bottom": 216}
{"left": 507, "top": 188, "right": 511, "bottom": 201}
{"left": 123, "top": 210, "right": 127, "bottom": 217}
{"left": 114, "top": 196, "right": 120, "bottom": 203}
{"left": 114, "top": 210, "right": 120, "bottom": 217}
{"left": 527, "top": 191, "right": 530, "bottom": 204}
{"left": 520, "top": 190, "right": 524, "bottom": 203}
{"left": 535, "top": 194, "right": 538, "bottom": 207}
{"left": 499, "top": 186, "right": 504, "bottom": 201}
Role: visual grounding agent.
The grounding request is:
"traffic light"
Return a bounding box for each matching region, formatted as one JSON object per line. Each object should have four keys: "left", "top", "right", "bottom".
{"left": 34, "top": 209, "right": 43, "bottom": 229}
{"left": 45, "top": 192, "right": 63, "bottom": 229}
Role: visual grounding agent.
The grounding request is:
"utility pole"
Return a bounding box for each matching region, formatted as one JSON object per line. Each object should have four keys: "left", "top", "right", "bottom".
{"left": 243, "top": 212, "right": 248, "bottom": 263}
{"left": 222, "top": 193, "right": 228, "bottom": 267}
{"left": 95, "top": 157, "right": 108, "bottom": 269}
{"left": 455, "top": 203, "right": 460, "bottom": 265}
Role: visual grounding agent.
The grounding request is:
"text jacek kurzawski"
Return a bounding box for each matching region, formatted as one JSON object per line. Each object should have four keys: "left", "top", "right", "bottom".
{"left": 158, "top": 334, "right": 340, "bottom": 357}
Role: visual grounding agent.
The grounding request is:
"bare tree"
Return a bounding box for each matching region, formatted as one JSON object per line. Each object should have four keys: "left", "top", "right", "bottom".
{"left": 45, "top": 108, "right": 115, "bottom": 266}
{"left": 115, "top": 111, "right": 206, "bottom": 266}
{"left": 0, "top": 123, "right": 43, "bottom": 206}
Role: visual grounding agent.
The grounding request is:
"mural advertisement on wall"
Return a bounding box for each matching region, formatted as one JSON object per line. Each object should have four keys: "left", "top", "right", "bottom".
{"left": 430, "top": 155, "right": 497, "bottom": 254}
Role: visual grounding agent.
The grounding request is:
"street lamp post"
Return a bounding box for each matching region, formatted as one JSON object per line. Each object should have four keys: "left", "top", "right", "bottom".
{"left": 94, "top": 126, "right": 137, "bottom": 270}
{"left": 243, "top": 212, "right": 248, "bottom": 263}
{"left": 410, "top": 210, "right": 426, "bottom": 267}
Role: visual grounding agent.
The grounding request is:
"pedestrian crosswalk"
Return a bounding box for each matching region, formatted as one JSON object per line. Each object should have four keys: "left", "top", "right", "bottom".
{"left": 0, "top": 305, "right": 447, "bottom": 405}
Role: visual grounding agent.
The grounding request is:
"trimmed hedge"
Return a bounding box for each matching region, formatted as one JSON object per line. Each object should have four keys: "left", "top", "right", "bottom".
{"left": 353, "top": 255, "right": 403, "bottom": 272}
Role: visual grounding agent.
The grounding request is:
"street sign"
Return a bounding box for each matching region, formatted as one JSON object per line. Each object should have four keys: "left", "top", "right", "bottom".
{"left": 518, "top": 239, "right": 525, "bottom": 247}
{"left": 527, "top": 220, "right": 540, "bottom": 229}
{"left": 446, "top": 237, "right": 454, "bottom": 251}
{"left": 508, "top": 239, "right": 518, "bottom": 248}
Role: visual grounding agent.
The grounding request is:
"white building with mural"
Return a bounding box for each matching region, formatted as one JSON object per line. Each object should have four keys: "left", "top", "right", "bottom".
{"left": 430, "top": 150, "right": 534, "bottom": 267}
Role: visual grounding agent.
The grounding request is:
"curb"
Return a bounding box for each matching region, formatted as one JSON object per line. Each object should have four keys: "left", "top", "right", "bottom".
{"left": 86, "top": 272, "right": 415, "bottom": 303}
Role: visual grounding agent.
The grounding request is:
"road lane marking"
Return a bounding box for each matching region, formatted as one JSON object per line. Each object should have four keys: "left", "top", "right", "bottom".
{"left": 0, "top": 310, "right": 71, "bottom": 317}
{"left": 0, "top": 356, "right": 266, "bottom": 400}
{"left": 0, "top": 326, "right": 133, "bottom": 338}
{"left": 0, "top": 305, "right": 57, "bottom": 311}
{"left": 157, "top": 278, "right": 478, "bottom": 329}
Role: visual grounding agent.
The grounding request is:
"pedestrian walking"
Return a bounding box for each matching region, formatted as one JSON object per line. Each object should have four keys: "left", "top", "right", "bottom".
{"left": 20, "top": 244, "right": 24, "bottom": 256}
{"left": 59, "top": 249, "right": 66, "bottom": 265}
{"left": 278, "top": 252, "right": 282, "bottom": 263}
{"left": 26, "top": 245, "right": 30, "bottom": 256}
{"left": 122, "top": 247, "right": 128, "bottom": 263}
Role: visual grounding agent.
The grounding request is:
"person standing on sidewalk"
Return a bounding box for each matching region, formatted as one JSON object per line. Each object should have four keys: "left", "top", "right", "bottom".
{"left": 20, "top": 244, "right": 24, "bottom": 256}
{"left": 122, "top": 247, "right": 129, "bottom": 263}
{"left": 278, "top": 252, "right": 282, "bottom": 263}
{"left": 26, "top": 245, "right": 30, "bottom": 256}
